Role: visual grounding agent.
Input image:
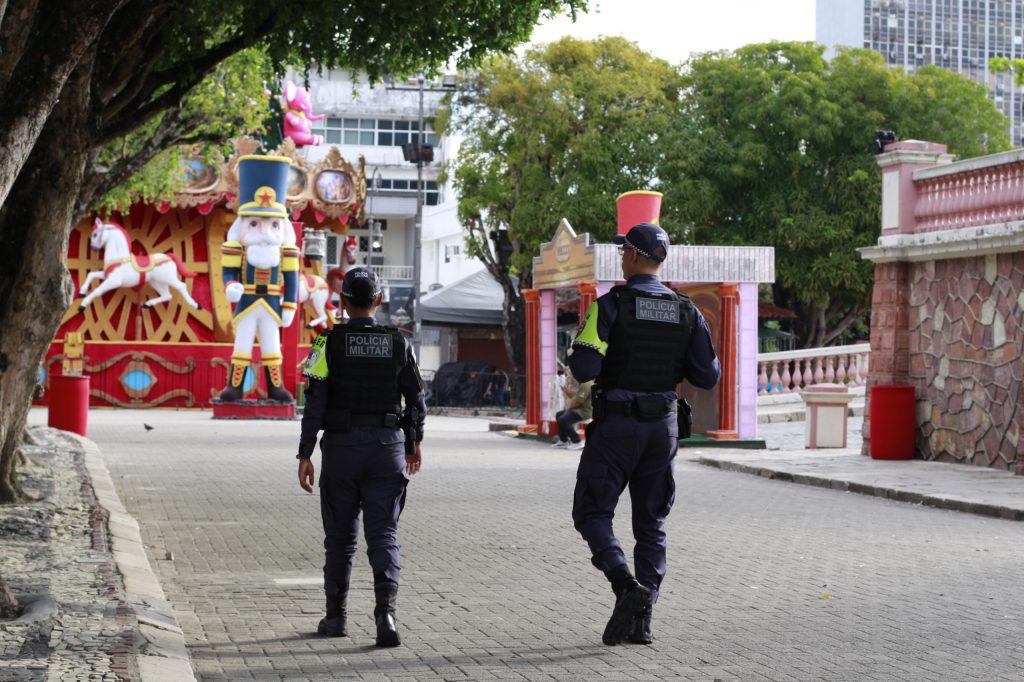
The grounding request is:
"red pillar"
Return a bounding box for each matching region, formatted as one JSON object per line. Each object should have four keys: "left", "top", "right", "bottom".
{"left": 281, "top": 312, "right": 300, "bottom": 399}
{"left": 708, "top": 283, "right": 739, "bottom": 440}
{"left": 578, "top": 281, "right": 597, "bottom": 323}
{"left": 523, "top": 289, "right": 542, "bottom": 431}
{"left": 281, "top": 219, "right": 304, "bottom": 399}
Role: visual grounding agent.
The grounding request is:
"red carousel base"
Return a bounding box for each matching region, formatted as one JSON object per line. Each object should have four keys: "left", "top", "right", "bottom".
{"left": 211, "top": 399, "right": 296, "bottom": 420}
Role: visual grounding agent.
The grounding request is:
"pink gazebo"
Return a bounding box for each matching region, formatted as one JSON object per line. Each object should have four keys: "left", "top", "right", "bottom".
{"left": 520, "top": 193, "right": 775, "bottom": 441}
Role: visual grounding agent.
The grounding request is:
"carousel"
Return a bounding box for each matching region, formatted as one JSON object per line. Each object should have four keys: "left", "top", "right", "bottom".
{"left": 40, "top": 132, "right": 366, "bottom": 419}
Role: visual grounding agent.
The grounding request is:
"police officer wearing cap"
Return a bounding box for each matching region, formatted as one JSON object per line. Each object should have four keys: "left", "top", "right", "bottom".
{"left": 297, "top": 267, "right": 426, "bottom": 647}
{"left": 569, "top": 221, "right": 720, "bottom": 646}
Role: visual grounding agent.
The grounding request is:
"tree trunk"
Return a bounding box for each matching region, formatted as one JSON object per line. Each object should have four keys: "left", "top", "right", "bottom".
{"left": 0, "top": 59, "right": 93, "bottom": 503}
{"left": 0, "top": 0, "right": 123, "bottom": 211}
{"left": 500, "top": 287, "right": 526, "bottom": 405}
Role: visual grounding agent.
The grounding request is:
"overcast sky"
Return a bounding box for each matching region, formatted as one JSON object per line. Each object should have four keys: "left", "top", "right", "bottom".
{"left": 527, "top": 0, "right": 817, "bottom": 64}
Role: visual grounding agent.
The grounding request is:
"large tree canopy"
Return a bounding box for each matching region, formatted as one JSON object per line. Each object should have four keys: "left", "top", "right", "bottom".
{"left": 0, "top": 0, "right": 587, "bottom": 620}
{"left": 439, "top": 36, "right": 684, "bottom": 368}
{"left": 0, "top": 0, "right": 587, "bottom": 506}
{"left": 443, "top": 39, "right": 1009, "bottom": 366}
{"left": 671, "top": 42, "right": 1010, "bottom": 347}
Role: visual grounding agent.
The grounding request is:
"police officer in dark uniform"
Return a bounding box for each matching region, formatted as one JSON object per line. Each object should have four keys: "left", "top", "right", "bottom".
{"left": 297, "top": 267, "right": 426, "bottom": 648}
{"left": 568, "top": 222, "right": 720, "bottom": 646}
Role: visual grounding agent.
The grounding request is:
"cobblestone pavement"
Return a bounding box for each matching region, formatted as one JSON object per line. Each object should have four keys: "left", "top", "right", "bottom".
{"left": 0, "top": 427, "right": 134, "bottom": 681}
{"left": 55, "top": 409, "right": 1024, "bottom": 681}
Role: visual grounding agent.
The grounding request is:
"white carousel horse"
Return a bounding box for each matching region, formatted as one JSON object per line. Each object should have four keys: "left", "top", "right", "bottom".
{"left": 298, "top": 273, "right": 332, "bottom": 328}
{"left": 78, "top": 218, "right": 201, "bottom": 311}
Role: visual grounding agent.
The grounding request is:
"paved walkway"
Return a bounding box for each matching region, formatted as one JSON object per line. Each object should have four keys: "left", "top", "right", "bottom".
{"left": 33, "top": 408, "right": 1024, "bottom": 681}
{"left": 699, "top": 417, "right": 1024, "bottom": 521}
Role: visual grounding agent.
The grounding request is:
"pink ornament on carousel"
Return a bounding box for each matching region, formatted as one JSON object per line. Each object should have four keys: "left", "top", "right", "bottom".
{"left": 282, "top": 80, "right": 324, "bottom": 147}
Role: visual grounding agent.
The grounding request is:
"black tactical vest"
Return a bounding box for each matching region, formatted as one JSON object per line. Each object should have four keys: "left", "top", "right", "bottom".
{"left": 599, "top": 286, "right": 695, "bottom": 392}
{"left": 327, "top": 325, "right": 404, "bottom": 419}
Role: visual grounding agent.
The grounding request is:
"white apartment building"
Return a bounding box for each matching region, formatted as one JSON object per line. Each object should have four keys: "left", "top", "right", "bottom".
{"left": 816, "top": 0, "right": 1024, "bottom": 145}
{"left": 286, "top": 69, "right": 488, "bottom": 370}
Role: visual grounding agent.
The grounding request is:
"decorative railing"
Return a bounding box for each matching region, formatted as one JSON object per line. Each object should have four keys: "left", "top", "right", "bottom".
{"left": 912, "top": 150, "right": 1024, "bottom": 233}
{"left": 374, "top": 264, "right": 414, "bottom": 282}
{"left": 757, "top": 344, "right": 870, "bottom": 395}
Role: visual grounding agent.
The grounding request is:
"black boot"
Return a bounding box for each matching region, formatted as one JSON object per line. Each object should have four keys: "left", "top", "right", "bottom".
{"left": 374, "top": 585, "right": 400, "bottom": 648}
{"left": 317, "top": 594, "right": 348, "bottom": 637}
{"left": 217, "top": 362, "right": 247, "bottom": 402}
{"left": 627, "top": 612, "right": 653, "bottom": 645}
{"left": 602, "top": 572, "right": 652, "bottom": 646}
{"left": 264, "top": 365, "right": 294, "bottom": 403}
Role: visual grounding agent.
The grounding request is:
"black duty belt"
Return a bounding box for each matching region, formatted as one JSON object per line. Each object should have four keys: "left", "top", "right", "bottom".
{"left": 326, "top": 411, "right": 400, "bottom": 431}
{"left": 351, "top": 413, "right": 400, "bottom": 427}
{"left": 603, "top": 396, "right": 677, "bottom": 419}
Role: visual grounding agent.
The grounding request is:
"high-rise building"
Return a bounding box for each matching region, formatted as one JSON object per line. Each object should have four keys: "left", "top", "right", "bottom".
{"left": 816, "top": 0, "right": 1023, "bottom": 145}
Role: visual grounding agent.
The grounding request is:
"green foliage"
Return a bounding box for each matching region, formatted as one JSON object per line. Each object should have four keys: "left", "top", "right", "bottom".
{"left": 155, "top": 1, "right": 588, "bottom": 85}
{"left": 672, "top": 42, "right": 1010, "bottom": 345}
{"left": 448, "top": 37, "right": 1011, "bottom": 346}
{"left": 90, "top": 1, "right": 587, "bottom": 213}
{"left": 443, "top": 36, "right": 684, "bottom": 286}
{"left": 97, "top": 48, "right": 273, "bottom": 212}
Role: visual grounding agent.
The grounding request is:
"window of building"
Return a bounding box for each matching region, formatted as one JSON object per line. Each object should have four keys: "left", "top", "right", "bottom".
{"left": 375, "top": 178, "right": 441, "bottom": 205}
{"left": 312, "top": 117, "right": 440, "bottom": 149}
{"left": 347, "top": 219, "right": 387, "bottom": 256}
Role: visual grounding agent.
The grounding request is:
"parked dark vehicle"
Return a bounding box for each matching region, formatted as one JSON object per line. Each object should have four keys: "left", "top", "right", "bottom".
{"left": 431, "top": 362, "right": 497, "bottom": 407}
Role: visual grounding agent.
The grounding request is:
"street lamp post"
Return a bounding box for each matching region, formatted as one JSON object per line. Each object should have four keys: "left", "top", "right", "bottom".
{"left": 395, "top": 75, "right": 440, "bottom": 359}
{"left": 413, "top": 77, "right": 424, "bottom": 360}
{"left": 366, "top": 166, "right": 383, "bottom": 256}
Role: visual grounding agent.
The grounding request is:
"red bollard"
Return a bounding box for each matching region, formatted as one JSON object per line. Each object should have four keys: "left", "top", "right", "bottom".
{"left": 869, "top": 385, "right": 915, "bottom": 460}
{"left": 48, "top": 375, "right": 90, "bottom": 437}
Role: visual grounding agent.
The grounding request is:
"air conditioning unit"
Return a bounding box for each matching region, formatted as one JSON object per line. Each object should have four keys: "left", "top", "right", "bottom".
{"left": 367, "top": 254, "right": 386, "bottom": 266}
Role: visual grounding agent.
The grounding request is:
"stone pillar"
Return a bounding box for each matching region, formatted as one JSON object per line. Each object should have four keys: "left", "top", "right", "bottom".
{"left": 861, "top": 140, "right": 951, "bottom": 456}
{"left": 877, "top": 140, "right": 953, "bottom": 236}
{"left": 861, "top": 259, "right": 912, "bottom": 456}
{"left": 523, "top": 289, "right": 542, "bottom": 430}
{"left": 708, "top": 284, "right": 739, "bottom": 440}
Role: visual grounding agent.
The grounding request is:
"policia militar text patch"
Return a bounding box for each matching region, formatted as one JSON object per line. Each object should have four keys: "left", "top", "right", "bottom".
{"left": 346, "top": 332, "right": 394, "bottom": 358}
{"left": 635, "top": 296, "right": 680, "bottom": 324}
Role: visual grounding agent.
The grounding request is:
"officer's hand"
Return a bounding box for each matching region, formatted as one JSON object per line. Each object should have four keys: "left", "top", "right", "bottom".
{"left": 405, "top": 443, "right": 422, "bottom": 476}
{"left": 225, "top": 281, "right": 244, "bottom": 303}
{"left": 298, "top": 458, "right": 314, "bottom": 493}
{"left": 282, "top": 309, "right": 296, "bottom": 328}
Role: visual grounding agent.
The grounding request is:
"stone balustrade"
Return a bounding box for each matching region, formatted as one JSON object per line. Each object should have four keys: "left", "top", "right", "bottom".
{"left": 757, "top": 344, "right": 871, "bottom": 395}
{"left": 912, "top": 149, "right": 1024, "bottom": 233}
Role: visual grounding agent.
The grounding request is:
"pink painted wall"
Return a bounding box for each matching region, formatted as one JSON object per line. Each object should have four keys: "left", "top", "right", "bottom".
{"left": 539, "top": 289, "right": 557, "bottom": 420}
{"left": 738, "top": 282, "right": 758, "bottom": 439}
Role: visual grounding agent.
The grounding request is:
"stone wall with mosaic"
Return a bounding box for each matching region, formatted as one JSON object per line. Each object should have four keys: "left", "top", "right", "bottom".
{"left": 909, "top": 254, "right": 1024, "bottom": 473}
{"left": 861, "top": 141, "right": 1024, "bottom": 475}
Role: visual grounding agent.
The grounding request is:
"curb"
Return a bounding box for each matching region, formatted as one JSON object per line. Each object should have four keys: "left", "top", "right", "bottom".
{"left": 74, "top": 435, "right": 197, "bottom": 682}
{"left": 698, "top": 456, "right": 1024, "bottom": 521}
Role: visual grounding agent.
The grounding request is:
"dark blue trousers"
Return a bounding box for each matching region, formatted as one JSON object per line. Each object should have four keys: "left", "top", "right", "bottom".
{"left": 319, "top": 427, "right": 407, "bottom": 598}
{"left": 571, "top": 412, "right": 678, "bottom": 602}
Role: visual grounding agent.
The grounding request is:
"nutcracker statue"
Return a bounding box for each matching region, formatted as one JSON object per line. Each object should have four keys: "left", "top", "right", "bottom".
{"left": 218, "top": 155, "right": 300, "bottom": 402}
